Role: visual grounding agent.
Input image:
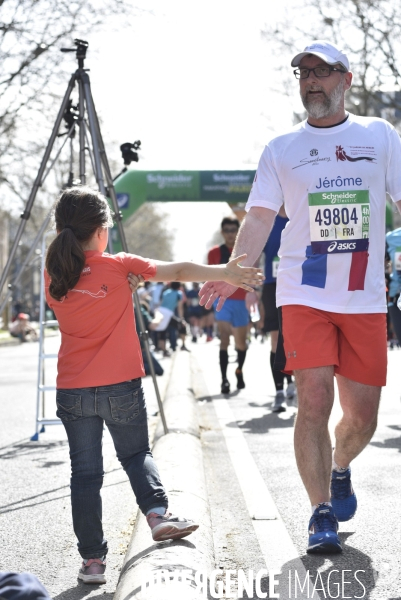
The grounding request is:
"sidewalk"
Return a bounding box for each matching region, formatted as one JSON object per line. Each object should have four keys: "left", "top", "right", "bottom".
{"left": 0, "top": 329, "right": 20, "bottom": 346}
{"left": 0, "top": 324, "right": 57, "bottom": 346}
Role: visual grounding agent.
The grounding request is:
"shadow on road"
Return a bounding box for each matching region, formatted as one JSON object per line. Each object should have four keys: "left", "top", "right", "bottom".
{"left": 197, "top": 389, "right": 242, "bottom": 402}
{"left": 53, "top": 584, "right": 113, "bottom": 600}
{"left": 0, "top": 437, "right": 32, "bottom": 452}
{"left": 370, "top": 425, "right": 401, "bottom": 453}
{"left": 227, "top": 411, "right": 296, "bottom": 434}
{"left": 293, "top": 532, "right": 395, "bottom": 599}
{"left": 230, "top": 533, "right": 387, "bottom": 599}
{"left": 0, "top": 466, "right": 126, "bottom": 514}
{"left": 0, "top": 439, "right": 68, "bottom": 460}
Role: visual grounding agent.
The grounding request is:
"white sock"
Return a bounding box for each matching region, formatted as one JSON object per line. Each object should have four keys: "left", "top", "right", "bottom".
{"left": 146, "top": 506, "right": 167, "bottom": 516}
{"left": 332, "top": 449, "right": 349, "bottom": 472}
{"left": 312, "top": 501, "right": 332, "bottom": 514}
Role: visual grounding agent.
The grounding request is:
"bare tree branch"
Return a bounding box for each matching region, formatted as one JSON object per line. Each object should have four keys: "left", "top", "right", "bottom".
{"left": 0, "top": 0, "right": 145, "bottom": 209}
{"left": 262, "top": 0, "right": 401, "bottom": 126}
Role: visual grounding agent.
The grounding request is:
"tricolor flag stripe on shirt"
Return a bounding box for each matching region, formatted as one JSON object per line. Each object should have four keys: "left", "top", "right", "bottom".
{"left": 301, "top": 246, "right": 327, "bottom": 288}
{"left": 348, "top": 251, "right": 369, "bottom": 291}
{"left": 301, "top": 246, "right": 368, "bottom": 291}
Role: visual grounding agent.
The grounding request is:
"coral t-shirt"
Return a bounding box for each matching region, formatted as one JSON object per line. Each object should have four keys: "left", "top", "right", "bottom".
{"left": 45, "top": 251, "right": 156, "bottom": 389}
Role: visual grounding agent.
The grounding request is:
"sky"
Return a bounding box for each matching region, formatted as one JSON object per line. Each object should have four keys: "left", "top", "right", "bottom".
{"left": 63, "top": 0, "right": 303, "bottom": 262}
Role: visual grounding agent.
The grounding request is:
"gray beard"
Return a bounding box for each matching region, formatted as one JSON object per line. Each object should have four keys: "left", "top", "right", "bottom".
{"left": 301, "top": 81, "right": 344, "bottom": 119}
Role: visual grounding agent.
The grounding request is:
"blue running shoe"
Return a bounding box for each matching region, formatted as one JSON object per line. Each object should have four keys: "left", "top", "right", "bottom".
{"left": 330, "top": 468, "right": 357, "bottom": 522}
{"left": 307, "top": 504, "right": 342, "bottom": 554}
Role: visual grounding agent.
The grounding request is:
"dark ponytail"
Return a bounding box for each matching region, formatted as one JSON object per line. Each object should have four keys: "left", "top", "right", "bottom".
{"left": 46, "top": 186, "right": 113, "bottom": 301}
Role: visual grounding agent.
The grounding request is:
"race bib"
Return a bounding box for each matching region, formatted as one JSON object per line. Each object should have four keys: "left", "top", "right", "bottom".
{"left": 272, "top": 256, "right": 280, "bottom": 278}
{"left": 308, "top": 190, "right": 370, "bottom": 254}
{"left": 395, "top": 248, "right": 401, "bottom": 272}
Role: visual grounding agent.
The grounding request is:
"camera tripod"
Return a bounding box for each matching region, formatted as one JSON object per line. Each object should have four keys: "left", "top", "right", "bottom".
{"left": 0, "top": 39, "right": 168, "bottom": 434}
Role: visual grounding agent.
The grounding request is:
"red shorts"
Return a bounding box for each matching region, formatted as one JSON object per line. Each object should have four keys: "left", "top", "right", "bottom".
{"left": 275, "top": 305, "right": 387, "bottom": 387}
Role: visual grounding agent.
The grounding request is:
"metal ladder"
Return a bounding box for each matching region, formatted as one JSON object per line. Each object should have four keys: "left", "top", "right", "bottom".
{"left": 31, "top": 231, "right": 61, "bottom": 441}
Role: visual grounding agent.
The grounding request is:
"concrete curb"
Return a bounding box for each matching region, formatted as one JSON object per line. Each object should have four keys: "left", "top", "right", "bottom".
{"left": 114, "top": 350, "right": 215, "bottom": 600}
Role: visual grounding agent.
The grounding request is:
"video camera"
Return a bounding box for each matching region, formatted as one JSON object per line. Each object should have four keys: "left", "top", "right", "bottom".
{"left": 120, "top": 141, "right": 141, "bottom": 165}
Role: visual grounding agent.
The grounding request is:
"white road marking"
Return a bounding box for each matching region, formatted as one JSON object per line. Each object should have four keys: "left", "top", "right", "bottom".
{"left": 213, "top": 397, "right": 321, "bottom": 600}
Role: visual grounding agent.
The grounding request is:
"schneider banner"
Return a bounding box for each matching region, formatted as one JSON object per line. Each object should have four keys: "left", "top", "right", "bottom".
{"left": 111, "top": 170, "right": 256, "bottom": 251}
{"left": 114, "top": 170, "right": 255, "bottom": 210}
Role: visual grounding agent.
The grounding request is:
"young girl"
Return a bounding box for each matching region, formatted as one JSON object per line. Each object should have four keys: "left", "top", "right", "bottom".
{"left": 45, "top": 186, "right": 262, "bottom": 584}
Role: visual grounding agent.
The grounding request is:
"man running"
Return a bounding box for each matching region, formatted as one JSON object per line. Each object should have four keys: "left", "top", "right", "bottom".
{"left": 186, "top": 283, "right": 202, "bottom": 342}
{"left": 208, "top": 217, "right": 250, "bottom": 394}
{"left": 200, "top": 40, "right": 401, "bottom": 553}
{"left": 261, "top": 207, "right": 296, "bottom": 412}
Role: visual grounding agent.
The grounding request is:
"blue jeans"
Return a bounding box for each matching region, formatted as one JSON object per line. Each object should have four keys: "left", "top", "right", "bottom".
{"left": 56, "top": 379, "right": 168, "bottom": 559}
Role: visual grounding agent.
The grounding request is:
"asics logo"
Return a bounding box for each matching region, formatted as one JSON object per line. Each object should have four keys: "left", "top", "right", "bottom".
{"left": 327, "top": 241, "right": 357, "bottom": 252}
{"left": 337, "top": 242, "right": 356, "bottom": 250}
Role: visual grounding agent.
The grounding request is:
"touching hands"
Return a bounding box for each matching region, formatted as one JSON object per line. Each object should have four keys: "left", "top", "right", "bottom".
{"left": 198, "top": 281, "right": 237, "bottom": 311}
{"left": 223, "top": 254, "right": 264, "bottom": 290}
{"left": 199, "top": 254, "right": 263, "bottom": 311}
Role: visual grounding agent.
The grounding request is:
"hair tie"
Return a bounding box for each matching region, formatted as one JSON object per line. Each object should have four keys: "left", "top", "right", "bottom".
{"left": 64, "top": 225, "right": 74, "bottom": 232}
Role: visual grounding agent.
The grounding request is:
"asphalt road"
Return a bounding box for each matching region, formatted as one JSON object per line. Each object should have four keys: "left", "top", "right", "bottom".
{"left": 2, "top": 331, "right": 401, "bottom": 599}
{"left": 192, "top": 335, "right": 401, "bottom": 600}
{"left": 0, "top": 334, "right": 172, "bottom": 599}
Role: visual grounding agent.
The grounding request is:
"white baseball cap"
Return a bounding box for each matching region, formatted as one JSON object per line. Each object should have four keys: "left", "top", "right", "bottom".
{"left": 291, "top": 40, "right": 349, "bottom": 71}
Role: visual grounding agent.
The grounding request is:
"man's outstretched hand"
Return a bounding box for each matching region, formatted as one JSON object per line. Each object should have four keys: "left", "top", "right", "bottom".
{"left": 199, "top": 253, "right": 263, "bottom": 311}
{"left": 198, "top": 281, "right": 238, "bottom": 311}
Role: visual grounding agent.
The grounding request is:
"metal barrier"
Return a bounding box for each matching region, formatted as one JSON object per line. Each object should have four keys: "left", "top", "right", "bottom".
{"left": 31, "top": 231, "right": 61, "bottom": 441}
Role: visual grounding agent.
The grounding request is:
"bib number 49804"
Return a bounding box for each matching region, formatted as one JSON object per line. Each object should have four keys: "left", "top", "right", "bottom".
{"left": 314, "top": 206, "right": 359, "bottom": 227}
{"left": 308, "top": 190, "right": 370, "bottom": 254}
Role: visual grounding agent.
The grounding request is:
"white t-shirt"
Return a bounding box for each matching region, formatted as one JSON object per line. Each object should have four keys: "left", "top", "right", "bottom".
{"left": 246, "top": 114, "right": 401, "bottom": 313}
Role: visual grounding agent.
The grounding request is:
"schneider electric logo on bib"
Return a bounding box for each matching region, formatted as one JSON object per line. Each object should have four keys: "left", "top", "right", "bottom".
{"left": 322, "top": 192, "right": 358, "bottom": 204}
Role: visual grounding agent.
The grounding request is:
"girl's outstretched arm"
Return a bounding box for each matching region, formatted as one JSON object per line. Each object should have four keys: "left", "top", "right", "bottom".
{"left": 142, "top": 254, "right": 263, "bottom": 292}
